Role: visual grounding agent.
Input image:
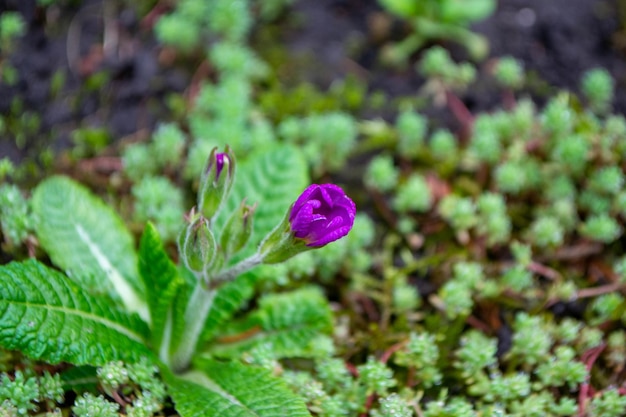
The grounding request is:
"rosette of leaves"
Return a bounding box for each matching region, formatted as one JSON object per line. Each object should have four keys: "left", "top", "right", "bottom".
{"left": 0, "top": 145, "right": 332, "bottom": 416}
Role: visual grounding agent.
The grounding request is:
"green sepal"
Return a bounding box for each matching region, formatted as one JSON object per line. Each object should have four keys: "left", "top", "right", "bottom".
{"left": 258, "top": 207, "right": 311, "bottom": 264}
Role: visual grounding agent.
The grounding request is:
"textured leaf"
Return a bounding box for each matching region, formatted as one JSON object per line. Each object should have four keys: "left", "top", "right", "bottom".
{"left": 215, "top": 145, "right": 309, "bottom": 259}
{"left": 209, "top": 287, "right": 333, "bottom": 359}
{"left": 32, "top": 176, "right": 147, "bottom": 319}
{"left": 138, "top": 223, "right": 183, "bottom": 353}
{"left": 165, "top": 358, "right": 310, "bottom": 417}
{"left": 168, "top": 267, "right": 195, "bottom": 357}
{"left": 0, "top": 260, "right": 152, "bottom": 366}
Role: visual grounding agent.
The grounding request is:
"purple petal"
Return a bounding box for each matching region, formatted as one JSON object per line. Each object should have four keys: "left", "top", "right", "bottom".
{"left": 289, "top": 183, "right": 356, "bottom": 247}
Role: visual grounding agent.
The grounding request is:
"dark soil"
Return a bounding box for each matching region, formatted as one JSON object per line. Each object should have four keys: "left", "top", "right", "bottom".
{"left": 473, "top": 0, "right": 626, "bottom": 112}
{"left": 0, "top": 0, "right": 189, "bottom": 164}
{"left": 1, "top": 0, "right": 626, "bottom": 164}
{"left": 285, "top": 0, "right": 626, "bottom": 115}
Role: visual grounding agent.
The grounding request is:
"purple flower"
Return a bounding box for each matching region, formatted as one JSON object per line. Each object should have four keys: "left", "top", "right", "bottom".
{"left": 289, "top": 184, "right": 356, "bottom": 247}
{"left": 207, "top": 151, "right": 230, "bottom": 183}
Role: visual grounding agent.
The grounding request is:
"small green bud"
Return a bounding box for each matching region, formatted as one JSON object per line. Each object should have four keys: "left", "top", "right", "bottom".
{"left": 396, "top": 108, "right": 427, "bottom": 158}
{"left": 392, "top": 282, "right": 420, "bottom": 311}
{"left": 97, "top": 361, "right": 129, "bottom": 390}
{"left": 528, "top": 216, "right": 564, "bottom": 247}
{"left": 438, "top": 194, "right": 477, "bottom": 231}
{"left": 542, "top": 94, "right": 574, "bottom": 137}
{"left": 72, "top": 393, "right": 119, "bottom": 417}
{"left": 493, "top": 56, "right": 524, "bottom": 89}
{"left": 198, "top": 146, "right": 235, "bottom": 219}
{"left": 39, "top": 372, "right": 64, "bottom": 405}
{"left": 364, "top": 154, "right": 399, "bottom": 192}
{"left": 393, "top": 174, "right": 432, "bottom": 213}
{"left": 357, "top": 357, "right": 396, "bottom": 395}
{"left": 581, "top": 68, "right": 614, "bottom": 113}
{"left": 372, "top": 394, "right": 413, "bottom": 417}
{"left": 588, "top": 388, "right": 626, "bottom": 417}
{"left": 579, "top": 214, "right": 622, "bottom": 243}
{"left": 0, "top": 157, "right": 14, "bottom": 181}
{"left": 495, "top": 161, "right": 527, "bottom": 194}
{"left": 179, "top": 216, "right": 217, "bottom": 274}
{"left": 429, "top": 129, "right": 458, "bottom": 161}
{"left": 588, "top": 166, "right": 624, "bottom": 195}
{"left": 418, "top": 46, "right": 454, "bottom": 79}
{"left": 550, "top": 134, "right": 590, "bottom": 175}
{"left": 220, "top": 200, "right": 256, "bottom": 259}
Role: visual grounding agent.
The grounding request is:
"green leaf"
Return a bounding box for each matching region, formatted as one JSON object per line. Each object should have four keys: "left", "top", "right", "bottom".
{"left": 0, "top": 260, "right": 152, "bottom": 366}
{"left": 61, "top": 366, "right": 98, "bottom": 392}
{"left": 165, "top": 358, "right": 310, "bottom": 417}
{"left": 167, "top": 267, "right": 194, "bottom": 357}
{"left": 31, "top": 176, "right": 147, "bottom": 320}
{"left": 208, "top": 287, "right": 333, "bottom": 359}
{"left": 138, "top": 223, "right": 183, "bottom": 354}
{"left": 215, "top": 145, "right": 309, "bottom": 260}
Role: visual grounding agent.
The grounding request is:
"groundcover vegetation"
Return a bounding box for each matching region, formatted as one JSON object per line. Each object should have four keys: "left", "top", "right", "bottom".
{"left": 1, "top": 0, "right": 626, "bottom": 416}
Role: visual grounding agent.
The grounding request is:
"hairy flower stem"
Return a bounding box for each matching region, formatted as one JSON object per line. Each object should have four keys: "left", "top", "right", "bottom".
{"left": 210, "top": 253, "right": 264, "bottom": 288}
{"left": 170, "top": 254, "right": 264, "bottom": 372}
{"left": 170, "top": 282, "right": 216, "bottom": 372}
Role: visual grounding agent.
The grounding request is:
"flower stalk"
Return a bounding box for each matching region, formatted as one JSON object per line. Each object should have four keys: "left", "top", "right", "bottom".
{"left": 173, "top": 151, "right": 356, "bottom": 372}
{"left": 170, "top": 282, "right": 216, "bottom": 372}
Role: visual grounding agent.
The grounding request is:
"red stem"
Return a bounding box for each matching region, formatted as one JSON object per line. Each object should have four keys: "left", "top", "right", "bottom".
{"left": 445, "top": 90, "right": 474, "bottom": 137}
{"left": 578, "top": 343, "right": 606, "bottom": 417}
{"left": 380, "top": 340, "right": 409, "bottom": 364}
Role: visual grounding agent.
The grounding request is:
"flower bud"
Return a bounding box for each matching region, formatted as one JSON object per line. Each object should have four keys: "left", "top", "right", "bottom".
{"left": 259, "top": 184, "right": 356, "bottom": 264}
{"left": 220, "top": 200, "right": 256, "bottom": 260}
{"left": 179, "top": 216, "right": 217, "bottom": 274}
{"left": 289, "top": 184, "right": 356, "bottom": 246}
{"left": 198, "top": 146, "right": 235, "bottom": 220}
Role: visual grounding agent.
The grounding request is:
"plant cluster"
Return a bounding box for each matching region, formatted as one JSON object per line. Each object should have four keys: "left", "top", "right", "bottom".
{"left": 1, "top": 0, "right": 626, "bottom": 416}
{"left": 0, "top": 144, "right": 356, "bottom": 416}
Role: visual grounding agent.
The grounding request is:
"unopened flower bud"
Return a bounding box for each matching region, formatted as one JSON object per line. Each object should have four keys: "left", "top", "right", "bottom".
{"left": 290, "top": 184, "right": 356, "bottom": 246}
{"left": 259, "top": 184, "right": 356, "bottom": 264}
{"left": 180, "top": 216, "right": 217, "bottom": 274}
{"left": 198, "top": 146, "right": 235, "bottom": 219}
{"left": 220, "top": 200, "right": 256, "bottom": 259}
